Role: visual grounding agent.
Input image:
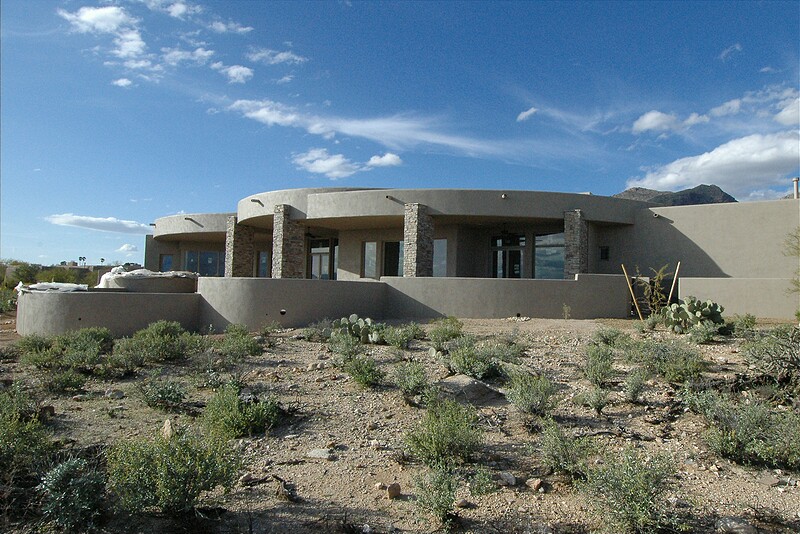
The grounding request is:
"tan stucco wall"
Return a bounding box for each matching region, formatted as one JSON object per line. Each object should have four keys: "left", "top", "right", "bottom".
{"left": 596, "top": 199, "right": 799, "bottom": 278}
{"left": 16, "top": 292, "right": 202, "bottom": 337}
{"left": 679, "top": 278, "right": 798, "bottom": 320}
{"left": 381, "top": 274, "right": 631, "bottom": 319}
{"left": 151, "top": 212, "right": 232, "bottom": 239}
{"left": 197, "top": 277, "right": 386, "bottom": 329}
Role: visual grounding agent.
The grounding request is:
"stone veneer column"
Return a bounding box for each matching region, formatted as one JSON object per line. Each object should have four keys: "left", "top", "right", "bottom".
{"left": 224, "top": 216, "right": 255, "bottom": 277}
{"left": 563, "top": 209, "right": 588, "bottom": 279}
{"left": 403, "top": 203, "right": 434, "bottom": 277}
{"left": 272, "top": 204, "right": 305, "bottom": 279}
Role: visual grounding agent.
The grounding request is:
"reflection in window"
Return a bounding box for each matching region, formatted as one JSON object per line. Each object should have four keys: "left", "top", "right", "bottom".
{"left": 309, "top": 238, "right": 337, "bottom": 280}
{"left": 362, "top": 242, "right": 377, "bottom": 278}
{"left": 534, "top": 233, "right": 565, "bottom": 279}
{"left": 433, "top": 239, "right": 447, "bottom": 277}
{"left": 383, "top": 241, "right": 404, "bottom": 277}
{"left": 185, "top": 250, "right": 224, "bottom": 277}
{"left": 491, "top": 234, "right": 525, "bottom": 278}
{"left": 159, "top": 254, "right": 173, "bottom": 272}
{"left": 257, "top": 250, "right": 271, "bottom": 277}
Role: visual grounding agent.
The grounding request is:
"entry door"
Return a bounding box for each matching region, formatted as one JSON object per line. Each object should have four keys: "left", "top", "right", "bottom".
{"left": 491, "top": 235, "right": 525, "bottom": 278}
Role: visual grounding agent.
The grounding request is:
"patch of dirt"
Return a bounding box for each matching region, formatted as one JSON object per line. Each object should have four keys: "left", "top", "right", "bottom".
{"left": 1, "top": 313, "right": 799, "bottom": 533}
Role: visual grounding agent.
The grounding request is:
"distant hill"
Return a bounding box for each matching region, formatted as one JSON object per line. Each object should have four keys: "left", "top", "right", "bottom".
{"left": 614, "top": 184, "right": 737, "bottom": 206}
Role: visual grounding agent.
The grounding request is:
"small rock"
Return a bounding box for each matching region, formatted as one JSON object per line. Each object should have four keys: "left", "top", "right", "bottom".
{"left": 367, "top": 421, "right": 379, "bottom": 430}
{"left": 162, "top": 419, "right": 174, "bottom": 440}
{"left": 715, "top": 516, "right": 757, "bottom": 534}
{"left": 455, "top": 498, "right": 472, "bottom": 508}
{"left": 497, "top": 472, "right": 516, "bottom": 486}
{"left": 386, "top": 482, "right": 401, "bottom": 499}
{"left": 238, "top": 472, "right": 258, "bottom": 486}
{"left": 375, "top": 482, "right": 387, "bottom": 491}
{"left": 38, "top": 405, "right": 56, "bottom": 419}
{"left": 71, "top": 394, "right": 91, "bottom": 402}
{"left": 526, "top": 478, "right": 544, "bottom": 491}
{"left": 306, "top": 363, "right": 316, "bottom": 372}
{"left": 105, "top": 389, "right": 125, "bottom": 399}
{"left": 757, "top": 473, "right": 781, "bottom": 487}
{"left": 307, "top": 448, "right": 335, "bottom": 460}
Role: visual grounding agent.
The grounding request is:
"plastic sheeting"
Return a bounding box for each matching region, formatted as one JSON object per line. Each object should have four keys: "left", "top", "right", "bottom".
{"left": 96, "top": 267, "right": 198, "bottom": 288}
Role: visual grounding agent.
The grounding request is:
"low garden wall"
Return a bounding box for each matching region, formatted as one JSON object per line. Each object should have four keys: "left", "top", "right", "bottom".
{"left": 679, "top": 278, "right": 797, "bottom": 320}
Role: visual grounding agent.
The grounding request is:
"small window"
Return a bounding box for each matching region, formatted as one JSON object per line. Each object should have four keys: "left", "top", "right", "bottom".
{"left": 257, "top": 250, "right": 271, "bottom": 277}
{"left": 599, "top": 246, "right": 610, "bottom": 261}
{"left": 433, "top": 239, "right": 447, "bottom": 277}
{"left": 362, "top": 241, "right": 377, "bottom": 278}
{"left": 159, "top": 254, "right": 173, "bottom": 272}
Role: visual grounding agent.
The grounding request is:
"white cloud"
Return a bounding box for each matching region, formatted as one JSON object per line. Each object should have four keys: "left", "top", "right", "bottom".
{"left": 112, "top": 78, "right": 132, "bottom": 87}
{"left": 276, "top": 74, "right": 294, "bottom": 84}
{"left": 113, "top": 29, "right": 146, "bottom": 58}
{"left": 627, "top": 130, "right": 800, "bottom": 198}
{"left": 162, "top": 47, "right": 214, "bottom": 65}
{"left": 632, "top": 110, "right": 680, "bottom": 133}
{"left": 775, "top": 97, "right": 799, "bottom": 126}
{"left": 58, "top": 6, "right": 135, "bottom": 34}
{"left": 719, "top": 43, "right": 742, "bottom": 61}
{"left": 124, "top": 59, "right": 154, "bottom": 69}
{"left": 116, "top": 244, "right": 139, "bottom": 252}
{"left": 366, "top": 153, "right": 402, "bottom": 167}
{"left": 45, "top": 214, "right": 154, "bottom": 234}
{"left": 246, "top": 48, "right": 308, "bottom": 65}
{"left": 208, "top": 21, "right": 253, "bottom": 34}
{"left": 683, "top": 112, "right": 709, "bottom": 127}
{"left": 292, "top": 149, "right": 359, "bottom": 179}
{"left": 516, "top": 106, "right": 538, "bottom": 122}
{"left": 211, "top": 62, "right": 253, "bottom": 83}
{"left": 710, "top": 98, "right": 741, "bottom": 117}
{"left": 760, "top": 66, "right": 777, "bottom": 73}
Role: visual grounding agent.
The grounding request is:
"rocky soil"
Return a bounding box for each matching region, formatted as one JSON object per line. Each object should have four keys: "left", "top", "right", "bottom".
{"left": 1, "top": 311, "right": 798, "bottom": 533}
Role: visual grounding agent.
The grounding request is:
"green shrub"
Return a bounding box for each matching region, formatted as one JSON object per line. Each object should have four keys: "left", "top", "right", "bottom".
{"left": 218, "top": 324, "right": 261, "bottom": 361}
{"left": 383, "top": 324, "right": 421, "bottom": 349}
{"left": 44, "top": 369, "right": 87, "bottom": 394}
{"left": 730, "top": 313, "right": 757, "bottom": 339}
{"left": 406, "top": 398, "right": 482, "bottom": 469}
{"left": 538, "top": 418, "right": 591, "bottom": 479}
{"left": 506, "top": 371, "right": 557, "bottom": 417}
{"left": 344, "top": 355, "right": 385, "bottom": 388}
{"left": 592, "top": 327, "right": 626, "bottom": 347}
{"left": 428, "top": 317, "right": 463, "bottom": 351}
{"left": 623, "top": 367, "right": 648, "bottom": 404}
{"left": 413, "top": 468, "right": 458, "bottom": 527}
{"left": 202, "top": 383, "right": 282, "bottom": 439}
{"left": 0, "top": 286, "right": 17, "bottom": 312}
{"left": 578, "top": 386, "right": 610, "bottom": 416}
{"left": 37, "top": 458, "right": 104, "bottom": 532}
{"left": 136, "top": 376, "right": 187, "bottom": 411}
{"left": 113, "top": 320, "right": 188, "bottom": 363}
{"left": 303, "top": 318, "right": 334, "bottom": 342}
{"left": 623, "top": 340, "right": 705, "bottom": 383}
{"left": 584, "top": 344, "right": 615, "bottom": 387}
{"left": 19, "top": 346, "right": 62, "bottom": 369}
{"left": 744, "top": 325, "right": 799, "bottom": 397}
{"left": 585, "top": 449, "right": 676, "bottom": 533}
{"left": 688, "top": 320, "right": 719, "bottom": 344}
{"left": 328, "top": 329, "right": 362, "bottom": 362}
{"left": 467, "top": 465, "right": 497, "bottom": 496}
{"left": 448, "top": 336, "right": 500, "bottom": 379}
{"left": 107, "top": 428, "right": 239, "bottom": 514}
{"left": 16, "top": 334, "right": 54, "bottom": 359}
{"left": 54, "top": 327, "right": 114, "bottom": 357}
{"left": 393, "top": 361, "right": 428, "bottom": 397}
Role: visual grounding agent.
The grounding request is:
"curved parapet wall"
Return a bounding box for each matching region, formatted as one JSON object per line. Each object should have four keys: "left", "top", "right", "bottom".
{"left": 100, "top": 276, "right": 197, "bottom": 293}
{"left": 151, "top": 212, "right": 232, "bottom": 240}
{"left": 237, "top": 187, "right": 376, "bottom": 228}
{"left": 16, "top": 291, "right": 202, "bottom": 337}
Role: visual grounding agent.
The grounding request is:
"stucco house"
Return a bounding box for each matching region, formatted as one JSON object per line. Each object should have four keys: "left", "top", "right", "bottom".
{"left": 17, "top": 187, "right": 799, "bottom": 336}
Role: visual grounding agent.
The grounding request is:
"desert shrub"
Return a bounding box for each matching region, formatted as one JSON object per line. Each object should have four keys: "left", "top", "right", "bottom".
{"left": 328, "top": 329, "right": 362, "bottom": 362}
{"left": 19, "top": 346, "right": 62, "bottom": 369}
{"left": 506, "top": 371, "right": 557, "bottom": 417}
{"left": 37, "top": 458, "right": 104, "bottom": 532}
{"left": 577, "top": 386, "right": 610, "bottom": 416}
{"left": 684, "top": 389, "right": 800, "bottom": 469}
{"left": 202, "top": 383, "right": 282, "bottom": 439}
{"left": 304, "top": 318, "right": 334, "bottom": 342}
{"left": 448, "top": 336, "right": 500, "bottom": 379}
{"left": 393, "top": 361, "right": 428, "bottom": 397}
{"left": 623, "top": 367, "right": 648, "bottom": 404}
{"left": 107, "top": 428, "right": 239, "bottom": 514}
{"left": 16, "top": 334, "right": 54, "bottom": 359}
{"left": 406, "top": 398, "right": 482, "bottom": 469}
{"left": 136, "top": 376, "right": 187, "bottom": 411}
{"left": 383, "top": 323, "right": 423, "bottom": 349}
{"left": 344, "top": 355, "right": 385, "bottom": 388}
{"left": 538, "top": 418, "right": 591, "bottom": 479}
{"left": 584, "top": 344, "right": 615, "bottom": 387}
{"left": 0, "top": 385, "right": 52, "bottom": 511}
{"left": 0, "top": 286, "right": 17, "bottom": 312}
{"left": 428, "top": 317, "right": 463, "bottom": 350}
{"left": 584, "top": 449, "right": 676, "bottom": 533}
{"left": 592, "top": 327, "right": 626, "bottom": 347}
{"left": 113, "top": 320, "right": 189, "bottom": 363}
{"left": 55, "top": 327, "right": 114, "bottom": 357}
{"left": 467, "top": 465, "right": 497, "bottom": 496}
{"left": 729, "top": 313, "right": 757, "bottom": 339}
{"left": 688, "top": 320, "right": 720, "bottom": 344}
{"left": 217, "top": 324, "right": 261, "bottom": 361}
{"left": 413, "top": 468, "right": 458, "bottom": 527}
{"left": 623, "top": 339, "right": 705, "bottom": 383}
{"left": 744, "top": 325, "right": 800, "bottom": 397}
{"left": 44, "top": 369, "right": 87, "bottom": 394}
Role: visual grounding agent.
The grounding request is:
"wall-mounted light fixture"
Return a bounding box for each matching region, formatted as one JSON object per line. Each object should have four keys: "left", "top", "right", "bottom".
{"left": 501, "top": 193, "right": 508, "bottom": 199}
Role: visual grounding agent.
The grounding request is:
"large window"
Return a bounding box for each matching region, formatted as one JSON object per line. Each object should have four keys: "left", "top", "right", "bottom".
{"left": 362, "top": 241, "right": 377, "bottom": 278}
{"left": 158, "top": 254, "right": 173, "bottom": 272}
{"left": 491, "top": 234, "right": 525, "bottom": 278}
{"left": 383, "top": 241, "right": 404, "bottom": 276}
{"left": 186, "top": 250, "right": 225, "bottom": 277}
{"left": 309, "top": 238, "right": 338, "bottom": 280}
{"left": 257, "top": 250, "right": 271, "bottom": 277}
{"left": 534, "top": 233, "right": 565, "bottom": 279}
{"left": 433, "top": 239, "right": 447, "bottom": 277}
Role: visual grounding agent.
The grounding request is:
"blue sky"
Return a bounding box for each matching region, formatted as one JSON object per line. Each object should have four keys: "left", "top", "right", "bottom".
{"left": 2, "top": 0, "right": 798, "bottom": 266}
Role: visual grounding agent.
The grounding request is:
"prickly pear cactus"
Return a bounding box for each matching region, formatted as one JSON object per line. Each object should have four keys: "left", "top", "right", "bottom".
{"left": 337, "top": 314, "right": 384, "bottom": 344}
{"left": 660, "top": 296, "right": 724, "bottom": 334}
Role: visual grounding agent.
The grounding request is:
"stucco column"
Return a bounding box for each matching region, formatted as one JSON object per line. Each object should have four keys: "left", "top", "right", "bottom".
{"left": 224, "top": 216, "right": 255, "bottom": 277}
{"left": 403, "top": 203, "right": 434, "bottom": 277}
{"left": 563, "top": 209, "right": 588, "bottom": 279}
{"left": 272, "top": 204, "right": 305, "bottom": 279}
